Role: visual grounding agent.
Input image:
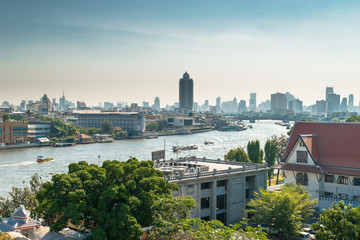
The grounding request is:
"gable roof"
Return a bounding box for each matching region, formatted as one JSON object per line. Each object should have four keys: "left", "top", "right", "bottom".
{"left": 283, "top": 122, "right": 360, "bottom": 169}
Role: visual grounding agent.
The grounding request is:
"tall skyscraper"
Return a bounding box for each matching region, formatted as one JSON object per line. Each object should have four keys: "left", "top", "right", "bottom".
{"left": 59, "top": 91, "right": 66, "bottom": 111}
{"left": 341, "top": 97, "right": 348, "bottom": 112}
{"left": 154, "top": 97, "right": 160, "bottom": 111}
{"left": 179, "top": 72, "right": 194, "bottom": 114}
{"left": 327, "top": 93, "right": 340, "bottom": 112}
{"left": 249, "top": 93, "right": 256, "bottom": 112}
{"left": 349, "top": 94, "right": 354, "bottom": 112}
{"left": 216, "top": 97, "right": 221, "bottom": 112}
{"left": 271, "top": 93, "right": 287, "bottom": 113}
{"left": 326, "top": 87, "right": 334, "bottom": 102}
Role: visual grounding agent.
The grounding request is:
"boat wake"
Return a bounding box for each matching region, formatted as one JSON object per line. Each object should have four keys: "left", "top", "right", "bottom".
{"left": 0, "top": 161, "right": 36, "bottom": 168}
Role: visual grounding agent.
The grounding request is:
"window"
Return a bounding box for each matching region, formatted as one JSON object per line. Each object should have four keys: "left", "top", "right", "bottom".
{"left": 339, "top": 193, "right": 348, "bottom": 200}
{"left": 217, "top": 180, "right": 227, "bottom": 190}
{"left": 217, "top": 194, "right": 227, "bottom": 210}
{"left": 296, "top": 151, "right": 308, "bottom": 163}
{"left": 296, "top": 172, "right": 308, "bottom": 186}
{"left": 300, "top": 141, "right": 305, "bottom": 147}
{"left": 201, "top": 197, "right": 210, "bottom": 209}
{"left": 201, "top": 216, "right": 210, "bottom": 221}
{"left": 201, "top": 182, "right": 211, "bottom": 190}
{"left": 325, "top": 175, "right": 334, "bottom": 183}
{"left": 354, "top": 178, "right": 360, "bottom": 186}
{"left": 338, "top": 176, "right": 348, "bottom": 185}
{"left": 216, "top": 212, "right": 227, "bottom": 225}
{"left": 324, "top": 192, "right": 333, "bottom": 197}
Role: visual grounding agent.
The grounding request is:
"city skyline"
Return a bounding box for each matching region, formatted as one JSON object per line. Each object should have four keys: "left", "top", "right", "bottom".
{"left": 1, "top": 1, "right": 360, "bottom": 105}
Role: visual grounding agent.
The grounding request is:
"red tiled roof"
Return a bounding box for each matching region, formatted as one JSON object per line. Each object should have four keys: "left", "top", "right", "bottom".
{"left": 283, "top": 122, "right": 360, "bottom": 169}
{"left": 78, "top": 134, "right": 91, "bottom": 139}
{"left": 280, "top": 163, "right": 323, "bottom": 174}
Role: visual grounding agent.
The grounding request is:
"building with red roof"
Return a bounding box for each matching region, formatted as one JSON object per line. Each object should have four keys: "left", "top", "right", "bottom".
{"left": 274, "top": 121, "right": 360, "bottom": 210}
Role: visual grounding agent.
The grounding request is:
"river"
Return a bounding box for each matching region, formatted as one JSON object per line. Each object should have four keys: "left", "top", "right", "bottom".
{"left": 0, "top": 120, "right": 288, "bottom": 196}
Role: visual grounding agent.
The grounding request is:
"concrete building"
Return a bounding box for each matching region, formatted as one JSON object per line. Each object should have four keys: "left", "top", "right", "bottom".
{"left": 155, "top": 157, "right": 267, "bottom": 225}
{"left": 179, "top": 72, "right": 194, "bottom": 114}
{"left": 340, "top": 97, "right": 348, "bottom": 112}
{"left": 249, "top": 93, "right": 256, "bottom": 112}
{"left": 0, "top": 121, "right": 28, "bottom": 145}
{"left": 76, "top": 111, "right": 145, "bottom": 133}
{"left": 153, "top": 97, "right": 160, "bottom": 111}
{"left": 216, "top": 97, "right": 221, "bottom": 112}
{"left": 275, "top": 122, "right": 360, "bottom": 211}
{"left": 166, "top": 117, "right": 195, "bottom": 128}
{"left": 327, "top": 93, "right": 340, "bottom": 112}
{"left": 288, "top": 99, "right": 303, "bottom": 113}
{"left": 77, "top": 101, "right": 88, "bottom": 110}
{"left": 348, "top": 94, "right": 354, "bottom": 112}
{"left": 325, "top": 87, "right": 334, "bottom": 102}
{"left": 315, "top": 100, "right": 326, "bottom": 114}
{"left": 28, "top": 123, "right": 51, "bottom": 142}
{"left": 238, "top": 100, "right": 247, "bottom": 113}
{"left": 271, "top": 93, "right": 287, "bottom": 113}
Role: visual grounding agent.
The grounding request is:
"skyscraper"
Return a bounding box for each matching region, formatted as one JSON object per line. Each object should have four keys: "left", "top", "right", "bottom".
{"left": 216, "top": 97, "right": 221, "bottom": 112}
{"left": 154, "top": 97, "right": 160, "bottom": 111}
{"left": 179, "top": 72, "right": 194, "bottom": 114}
{"left": 249, "top": 93, "right": 256, "bottom": 112}
{"left": 327, "top": 93, "right": 340, "bottom": 112}
{"left": 271, "top": 93, "right": 287, "bottom": 113}
{"left": 349, "top": 94, "right": 354, "bottom": 112}
{"left": 341, "top": 97, "right": 348, "bottom": 112}
{"left": 326, "top": 87, "right": 334, "bottom": 102}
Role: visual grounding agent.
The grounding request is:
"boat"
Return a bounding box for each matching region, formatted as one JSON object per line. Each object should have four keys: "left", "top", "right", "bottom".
{"left": 218, "top": 124, "right": 247, "bottom": 131}
{"left": 146, "top": 135, "right": 159, "bottom": 139}
{"left": 172, "top": 144, "right": 198, "bottom": 152}
{"left": 37, "top": 156, "right": 53, "bottom": 163}
{"left": 248, "top": 125, "right": 253, "bottom": 129}
{"left": 54, "top": 142, "right": 75, "bottom": 147}
{"left": 204, "top": 141, "right": 214, "bottom": 145}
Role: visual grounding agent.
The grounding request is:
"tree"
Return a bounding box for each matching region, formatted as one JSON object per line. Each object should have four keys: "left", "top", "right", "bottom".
{"left": 264, "top": 139, "right": 276, "bottom": 186}
{"left": 146, "top": 122, "right": 159, "bottom": 132}
{"left": 247, "top": 183, "right": 317, "bottom": 239}
{"left": 312, "top": 201, "right": 360, "bottom": 240}
{"left": 345, "top": 115, "right": 360, "bottom": 122}
{"left": 0, "top": 232, "right": 11, "bottom": 240}
{"left": 2, "top": 114, "right": 10, "bottom": 122}
{"left": 269, "top": 134, "right": 289, "bottom": 184}
{"left": 247, "top": 140, "right": 262, "bottom": 163}
{"left": 224, "top": 147, "right": 250, "bottom": 162}
{"left": 0, "top": 174, "right": 43, "bottom": 219}
{"left": 101, "top": 120, "right": 114, "bottom": 134}
{"left": 149, "top": 196, "right": 267, "bottom": 240}
{"left": 36, "top": 159, "right": 178, "bottom": 240}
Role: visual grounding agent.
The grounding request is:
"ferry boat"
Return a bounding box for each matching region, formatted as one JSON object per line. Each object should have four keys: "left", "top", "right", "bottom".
{"left": 204, "top": 141, "right": 214, "bottom": 145}
{"left": 172, "top": 144, "right": 198, "bottom": 152}
{"left": 37, "top": 156, "right": 53, "bottom": 163}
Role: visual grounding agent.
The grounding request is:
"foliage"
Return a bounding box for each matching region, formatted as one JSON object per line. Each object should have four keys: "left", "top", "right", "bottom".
{"left": 0, "top": 174, "right": 43, "bottom": 219}
{"left": 10, "top": 114, "right": 27, "bottom": 122}
{"left": 146, "top": 120, "right": 168, "bottom": 132}
{"left": 51, "top": 137, "right": 59, "bottom": 143}
{"left": 224, "top": 147, "right": 250, "bottom": 162}
{"left": 36, "top": 158, "right": 178, "bottom": 240}
{"left": 149, "top": 196, "right": 268, "bottom": 240}
{"left": 269, "top": 134, "right": 289, "bottom": 163}
{"left": 0, "top": 232, "right": 11, "bottom": 240}
{"left": 247, "top": 140, "right": 263, "bottom": 163}
{"left": 247, "top": 183, "right": 317, "bottom": 239}
{"left": 100, "top": 120, "right": 114, "bottom": 134}
{"left": 114, "top": 130, "right": 127, "bottom": 138}
{"left": 264, "top": 139, "right": 276, "bottom": 186}
{"left": 65, "top": 136, "right": 76, "bottom": 143}
{"left": 312, "top": 201, "right": 360, "bottom": 240}
{"left": 345, "top": 115, "right": 360, "bottom": 122}
{"left": 2, "top": 114, "right": 10, "bottom": 122}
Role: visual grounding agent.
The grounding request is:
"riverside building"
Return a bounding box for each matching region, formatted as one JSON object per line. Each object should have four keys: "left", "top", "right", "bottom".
{"left": 155, "top": 157, "right": 268, "bottom": 225}
{"left": 0, "top": 122, "right": 28, "bottom": 145}
{"left": 75, "top": 111, "right": 145, "bottom": 133}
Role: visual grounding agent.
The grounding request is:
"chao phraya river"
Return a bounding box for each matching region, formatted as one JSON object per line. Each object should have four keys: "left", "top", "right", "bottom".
{"left": 0, "top": 120, "right": 288, "bottom": 196}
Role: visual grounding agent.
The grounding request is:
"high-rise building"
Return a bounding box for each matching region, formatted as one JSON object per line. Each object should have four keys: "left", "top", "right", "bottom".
{"left": 249, "top": 93, "right": 256, "bottom": 112}
{"left": 341, "top": 98, "right": 348, "bottom": 112}
{"left": 216, "top": 97, "right": 221, "bottom": 112}
{"left": 239, "top": 100, "right": 247, "bottom": 113}
{"left": 326, "top": 87, "right": 334, "bottom": 102}
{"left": 271, "top": 93, "right": 287, "bottom": 113}
{"left": 349, "top": 94, "right": 354, "bottom": 112}
{"left": 20, "top": 100, "right": 26, "bottom": 111}
{"left": 327, "top": 93, "right": 340, "bottom": 112}
{"left": 154, "top": 97, "right": 160, "bottom": 111}
{"left": 179, "top": 72, "right": 194, "bottom": 114}
{"left": 59, "top": 91, "right": 66, "bottom": 111}
{"left": 142, "top": 101, "right": 149, "bottom": 108}
{"left": 289, "top": 99, "right": 303, "bottom": 113}
{"left": 315, "top": 100, "right": 326, "bottom": 114}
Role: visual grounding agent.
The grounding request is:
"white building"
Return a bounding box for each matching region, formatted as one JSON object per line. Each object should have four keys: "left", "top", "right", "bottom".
{"left": 28, "top": 123, "right": 51, "bottom": 142}
{"left": 75, "top": 111, "right": 145, "bottom": 133}
{"left": 275, "top": 122, "right": 360, "bottom": 211}
{"left": 167, "top": 117, "right": 195, "bottom": 128}
{"left": 155, "top": 157, "right": 268, "bottom": 225}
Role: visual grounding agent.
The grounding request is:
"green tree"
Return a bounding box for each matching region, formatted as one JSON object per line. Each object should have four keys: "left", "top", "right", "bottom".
{"left": 247, "top": 140, "right": 262, "bottom": 163}
{"left": 36, "top": 159, "right": 178, "bottom": 240}
{"left": 269, "top": 134, "right": 289, "bottom": 184}
{"left": 247, "top": 183, "right": 317, "bottom": 239}
{"left": 2, "top": 114, "right": 10, "bottom": 122}
{"left": 312, "top": 201, "right": 360, "bottom": 240}
{"left": 345, "top": 115, "right": 360, "bottom": 122}
{"left": 101, "top": 120, "right": 114, "bottom": 134}
{"left": 157, "top": 120, "right": 168, "bottom": 131}
{"left": 264, "top": 139, "right": 276, "bottom": 186}
{"left": 0, "top": 232, "right": 11, "bottom": 240}
{"left": 0, "top": 174, "right": 43, "bottom": 219}
{"left": 149, "top": 196, "right": 268, "bottom": 240}
{"left": 146, "top": 122, "right": 159, "bottom": 132}
{"left": 224, "top": 147, "right": 250, "bottom": 162}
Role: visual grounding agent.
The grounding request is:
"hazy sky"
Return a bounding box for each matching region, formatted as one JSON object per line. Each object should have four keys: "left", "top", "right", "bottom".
{"left": 1, "top": 0, "right": 360, "bottom": 106}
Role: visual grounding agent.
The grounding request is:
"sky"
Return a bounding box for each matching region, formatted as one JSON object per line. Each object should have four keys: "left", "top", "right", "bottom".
{"left": 1, "top": 0, "right": 360, "bottom": 107}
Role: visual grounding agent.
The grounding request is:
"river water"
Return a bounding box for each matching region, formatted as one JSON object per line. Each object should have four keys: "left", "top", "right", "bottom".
{"left": 0, "top": 120, "right": 288, "bottom": 196}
